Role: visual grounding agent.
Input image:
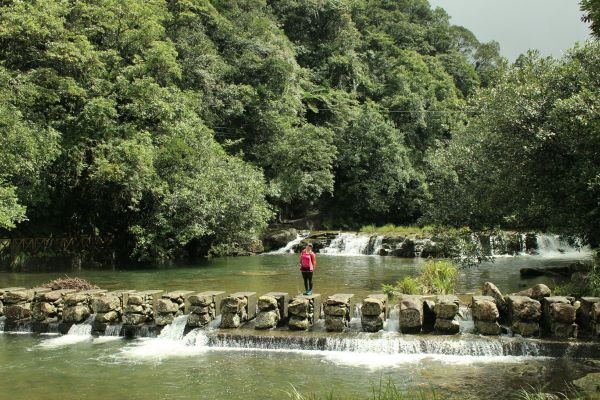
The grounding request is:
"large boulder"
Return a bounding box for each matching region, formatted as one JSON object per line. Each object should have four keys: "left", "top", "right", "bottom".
{"left": 288, "top": 316, "right": 310, "bottom": 330}
{"left": 92, "top": 295, "right": 120, "bottom": 313}
{"left": 188, "top": 294, "right": 211, "bottom": 307}
{"left": 572, "top": 372, "right": 600, "bottom": 394}
{"left": 123, "top": 313, "right": 147, "bottom": 325}
{"left": 550, "top": 302, "right": 576, "bottom": 324}
{"left": 362, "top": 314, "right": 385, "bottom": 332}
{"left": 434, "top": 318, "right": 460, "bottom": 334}
{"left": 434, "top": 295, "right": 459, "bottom": 319}
{"left": 127, "top": 294, "right": 144, "bottom": 306}
{"left": 512, "top": 321, "right": 540, "bottom": 337}
{"left": 3, "top": 290, "right": 34, "bottom": 304}
{"left": 155, "top": 299, "right": 179, "bottom": 314}
{"left": 220, "top": 313, "right": 241, "bottom": 329}
{"left": 399, "top": 296, "right": 423, "bottom": 333}
{"left": 516, "top": 284, "right": 551, "bottom": 301}
{"left": 507, "top": 296, "right": 542, "bottom": 322}
{"left": 288, "top": 298, "right": 309, "bottom": 317}
{"left": 64, "top": 293, "right": 89, "bottom": 306}
{"left": 62, "top": 305, "right": 91, "bottom": 323}
{"left": 221, "top": 296, "right": 246, "bottom": 314}
{"left": 187, "top": 313, "right": 211, "bottom": 328}
{"left": 5, "top": 304, "right": 32, "bottom": 321}
{"left": 96, "top": 311, "right": 119, "bottom": 323}
{"left": 483, "top": 282, "right": 507, "bottom": 314}
{"left": 472, "top": 296, "right": 499, "bottom": 321}
{"left": 258, "top": 296, "right": 278, "bottom": 311}
{"left": 475, "top": 320, "right": 501, "bottom": 335}
{"left": 255, "top": 310, "right": 279, "bottom": 329}
{"left": 362, "top": 298, "right": 385, "bottom": 317}
{"left": 32, "top": 302, "right": 57, "bottom": 321}
{"left": 263, "top": 228, "right": 297, "bottom": 251}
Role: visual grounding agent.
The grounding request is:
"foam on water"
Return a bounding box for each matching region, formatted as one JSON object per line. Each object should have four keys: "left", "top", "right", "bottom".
{"left": 38, "top": 315, "right": 96, "bottom": 349}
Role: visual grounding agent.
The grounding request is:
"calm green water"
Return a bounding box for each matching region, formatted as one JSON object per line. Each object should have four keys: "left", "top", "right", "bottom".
{"left": 0, "top": 253, "right": 588, "bottom": 296}
{"left": 0, "top": 252, "right": 594, "bottom": 400}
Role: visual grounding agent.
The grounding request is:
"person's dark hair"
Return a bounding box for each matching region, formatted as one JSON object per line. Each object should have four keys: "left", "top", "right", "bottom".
{"left": 306, "top": 243, "right": 313, "bottom": 249}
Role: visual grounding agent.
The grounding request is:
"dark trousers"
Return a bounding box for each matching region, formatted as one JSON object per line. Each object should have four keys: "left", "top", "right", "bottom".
{"left": 301, "top": 271, "right": 313, "bottom": 291}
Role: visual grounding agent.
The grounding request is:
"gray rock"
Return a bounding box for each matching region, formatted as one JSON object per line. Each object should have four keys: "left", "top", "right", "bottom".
{"left": 5, "top": 304, "right": 32, "bottom": 321}
{"left": 434, "top": 295, "right": 459, "bottom": 319}
{"left": 220, "top": 313, "right": 241, "bottom": 329}
{"left": 361, "top": 314, "right": 385, "bottom": 332}
{"left": 40, "top": 291, "right": 63, "bottom": 303}
{"left": 62, "top": 305, "right": 91, "bottom": 323}
{"left": 512, "top": 321, "right": 540, "bottom": 337}
{"left": 550, "top": 302, "right": 576, "bottom": 324}
{"left": 96, "top": 310, "right": 119, "bottom": 323}
{"left": 125, "top": 305, "right": 144, "bottom": 314}
{"left": 92, "top": 295, "right": 120, "bottom": 313}
{"left": 187, "top": 313, "right": 212, "bottom": 328}
{"left": 517, "top": 284, "right": 551, "bottom": 301}
{"left": 221, "top": 296, "right": 246, "bottom": 314}
{"left": 127, "top": 294, "right": 144, "bottom": 306}
{"left": 507, "top": 296, "right": 542, "bottom": 322}
{"left": 434, "top": 318, "right": 460, "bottom": 334}
{"left": 362, "top": 298, "right": 385, "bottom": 317}
{"left": 3, "top": 290, "right": 34, "bottom": 304}
{"left": 154, "top": 313, "right": 174, "bottom": 326}
{"left": 474, "top": 320, "right": 501, "bottom": 335}
{"left": 549, "top": 322, "right": 577, "bottom": 339}
{"left": 400, "top": 296, "right": 423, "bottom": 333}
{"left": 123, "top": 313, "right": 147, "bottom": 325}
{"left": 257, "top": 295, "right": 278, "bottom": 311}
{"left": 188, "top": 294, "right": 211, "bottom": 307}
{"left": 189, "top": 305, "right": 211, "bottom": 314}
{"left": 64, "top": 293, "right": 89, "bottom": 306}
{"left": 572, "top": 372, "right": 600, "bottom": 394}
{"left": 472, "top": 296, "right": 499, "bottom": 321}
{"left": 288, "top": 298, "right": 309, "bottom": 317}
{"left": 325, "top": 316, "right": 347, "bottom": 332}
{"left": 155, "top": 299, "right": 179, "bottom": 314}
{"left": 324, "top": 305, "right": 347, "bottom": 317}
{"left": 32, "top": 302, "right": 56, "bottom": 321}
{"left": 288, "top": 316, "right": 310, "bottom": 330}
{"left": 483, "top": 282, "right": 507, "bottom": 314}
{"left": 255, "top": 310, "right": 279, "bottom": 329}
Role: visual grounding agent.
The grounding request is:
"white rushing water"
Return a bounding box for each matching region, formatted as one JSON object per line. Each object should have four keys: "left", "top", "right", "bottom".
{"left": 0, "top": 316, "right": 5, "bottom": 333}
{"left": 321, "top": 233, "right": 375, "bottom": 255}
{"left": 38, "top": 314, "right": 96, "bottom": 348}
{"left": 104, "top": 324, "right": 123, "bottom": 337}
{"left": 267, "top": 231, "right": 310, "bottom": 254}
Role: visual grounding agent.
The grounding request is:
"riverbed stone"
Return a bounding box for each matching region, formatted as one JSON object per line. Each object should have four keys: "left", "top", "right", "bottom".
{"left": 255, "top": 309, "right": 280, "bottom": 330}
{"left": 258, "top": 295, "right": 278, "bottom": 311}
{"left": 400, "top": 296, "right": 423, "bottom": 333}
{"left": 483, "top": 282, "right": 507, "bottom": 314}
{"left": 123, "top": 313, "right": 147, "bottom": 325}
{"left": 187, "top": 313, "right": 212, "bottom": 328}
{"left": 32, "top": 302, "right": 56, "bottom": 321}
{"left": 64, "top": 293, "right": 90, "bottom": 306}
{"left": 3, "top": 290, "right": 34, "bottom": 304}
{"left": 549, "top": 302, "right": 576, "bottom": 324}
{"left": 288, "top": 316, "right": 310, "bottom": 330}
{"left": 288, "top": 298, "right": 309, "bottom": 317}
{"left": 474, "top": 320, "right": 502, "bottom": 335}
{"left": 188, "top": 294, "right": 211, "bottom": 307}
{"left": 362, "top": 297, "right": 385, "bottom": 317}
{"left": 362, "top": 314, "right": 385, "bottom": 332}
{"left": 507, "top": 296, "right": 542, "bottom": 322}
{"left": 220, "top": 312, "right": 241, "bottom": 329}
{"left": 154, "top": 313, "right": 174, "bottom": 326}
{"left": 577, "top": 297, "right": 600, "bottom": 333}
{"left": 434, "top": 295, "right": 459, "bottom": 319}
{"left": 5, "top": 304, "right": 32, "bottom": 321}
{"left": 62, "top": 305, "right": 90, "bottom": 323}
{"left": 96, "top": 310, "right": 119, "bottom": 323}
{"left": 572, "top": 372, "right": 600, "bottom": 394}
{"left": 325, "top": 316, "right": 347, "bottom": 331}
{"left": 512, "top": 321, "right": 540, "bottom": 337}
{"left": 516, "top": 284, "right": 551, "bottom": 301}
{"left": 92, "top": 295, "right": 121, "bottom": 313}
{"left": 472, "top": 296, "right": 500, "bottom": 321}
{"left": 125, "top": 304, "right": 144, "bottom": 314}
{"left": 127, "top": 294, "right": 144, "bottom": 306}
{"left": 434, "top": 318, "right": 460, "bottom": 334}
{"left": 155, "top": 298, "right": 179, "bottom": 314}
{"left": 265, "top": 292, "right": 289, "bottom": 321}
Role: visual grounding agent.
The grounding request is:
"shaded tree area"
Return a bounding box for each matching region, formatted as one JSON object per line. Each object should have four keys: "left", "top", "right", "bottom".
{"left": 0, "top": 0, "right": 507, "bottom": 262}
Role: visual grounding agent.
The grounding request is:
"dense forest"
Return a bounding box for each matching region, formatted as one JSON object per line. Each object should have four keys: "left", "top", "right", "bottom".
{"left": 0, "top": 0, "right": 598, "bottom": 261}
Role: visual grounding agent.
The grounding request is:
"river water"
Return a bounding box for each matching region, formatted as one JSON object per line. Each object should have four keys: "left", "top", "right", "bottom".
{"left": 0, "top": 251, "right": 596, "bottom": 399}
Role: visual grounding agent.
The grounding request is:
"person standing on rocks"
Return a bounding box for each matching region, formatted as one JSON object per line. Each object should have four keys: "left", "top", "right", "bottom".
{"left": 300, "top": 244, "right": 316, "bottom": 295}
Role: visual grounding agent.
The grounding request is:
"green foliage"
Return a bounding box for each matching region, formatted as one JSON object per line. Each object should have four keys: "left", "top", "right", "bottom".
{"left": 419, "top": 260, "right": 459, "bottom": 295}
{"left": 285, "top": 380, "right": 439, "bottom": 400}
{"left": 360, "top": 224, "right": 434, "bottom": 236}
{"left": 383, "top": 260, "right": 459, "bottom": 296}
{"left": 581, "top": 0, "right": 600, "bottom": 37}
{"left": 425, "top": 42, "right": 600, "bottom": 247}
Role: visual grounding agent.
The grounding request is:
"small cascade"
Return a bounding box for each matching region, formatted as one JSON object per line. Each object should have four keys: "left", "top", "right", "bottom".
{"left": 67, "top": 314, "right": 96, "bottom": 336}
{"left": 535, "top": 234, "right": 588, "bottom": 257}
{"left": 383, "top": 305, "right": 399, "bottom": 332}
{"left": 158, "top": 315, "right": 189, "bottom": 341}
{"left": 46, "top": 322, "right": 60, "bottom": 335}
{"left": 348, "top": 304, "right": 362, "bottom": 330}
{"left": 104, "top": 324, "right": 123, "bottom": 337}
{"left": 267, "top": 231, "right": 310, "bottom": 254}
{"left": 0, "top": 316, "right": 5, "bottom": 332}
{"left": 320, "top": 233, "right": 376, "bottom": 256}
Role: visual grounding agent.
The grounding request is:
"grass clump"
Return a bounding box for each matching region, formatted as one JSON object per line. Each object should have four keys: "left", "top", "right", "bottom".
{"left": 382, "top": 260, "right": 459, "bottom": 297}
{"left": 41, "top": 276, "right": 99, "bottom": 290}
{"left": 285, "top": 381, "right": 439, "bottom": 400}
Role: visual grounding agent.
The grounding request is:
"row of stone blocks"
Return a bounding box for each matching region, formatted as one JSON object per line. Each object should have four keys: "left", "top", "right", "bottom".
{"left": 2, "top": 284, "right": 600, "bottom": 339}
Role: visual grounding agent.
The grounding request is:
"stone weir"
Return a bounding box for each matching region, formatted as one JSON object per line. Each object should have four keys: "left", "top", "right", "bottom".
{"left": 1, "top": 283, "right": 600, "bottom": 345}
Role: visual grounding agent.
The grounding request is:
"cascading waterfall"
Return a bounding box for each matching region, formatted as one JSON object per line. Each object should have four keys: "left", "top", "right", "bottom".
{"left": 104, "top": 324, "right": 123, "bottom": 337}
{"left": 67, "top": 314, "right": 96, "bottom": 336}
{"left": 321, "top": 233, "right": 377, "bottom": 255}
{"left": 268, "top": 231, "right": 310, "bottom": 254}
{"left": 0, "top": 316, "right": 5, "bottom": 333}
{"left": 383, "top": 305, "right": 399, "bottom": 332}
{"left": 38, "top": 314, "right": 96, "bottom": 348}
{"left": 158, "top": 315, "right": 190, "bottom": 341}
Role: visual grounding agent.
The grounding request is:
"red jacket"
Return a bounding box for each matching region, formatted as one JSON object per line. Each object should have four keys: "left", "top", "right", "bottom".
{"left": 300, "top": 250, "right": 316, "bottom": 272}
